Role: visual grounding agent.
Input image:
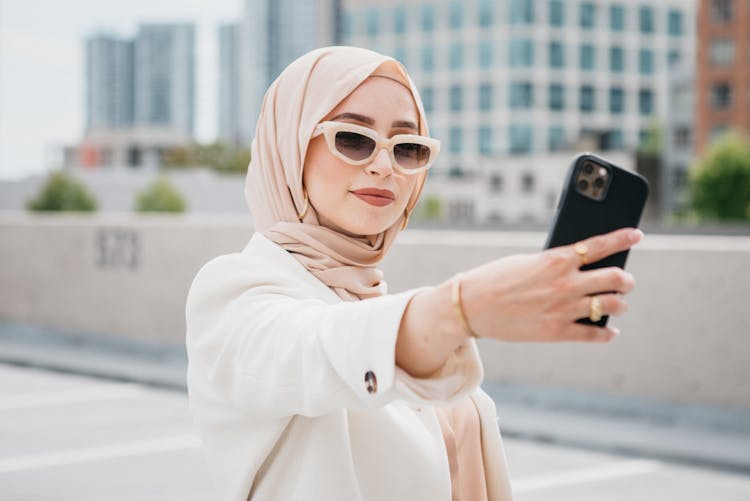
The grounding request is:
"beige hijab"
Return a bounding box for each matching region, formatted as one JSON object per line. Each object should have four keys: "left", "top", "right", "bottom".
{"left": 244, "top": 46, "right": 430, "bottom": 301}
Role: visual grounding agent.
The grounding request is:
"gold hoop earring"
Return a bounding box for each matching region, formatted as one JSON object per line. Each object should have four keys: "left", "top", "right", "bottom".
{"left": 400, "top": 209, "right": 409, "bottom": 230}
{"left": 297, "top": 186, "right": 309, "bottom": 221}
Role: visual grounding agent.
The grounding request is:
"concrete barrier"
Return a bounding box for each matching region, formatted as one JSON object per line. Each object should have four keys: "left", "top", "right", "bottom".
{"left": 1, "top": 212, "right": 749, "bottom": 408}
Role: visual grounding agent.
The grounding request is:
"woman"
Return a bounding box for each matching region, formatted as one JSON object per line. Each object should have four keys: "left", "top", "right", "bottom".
{"left": 185, "top": 46, "right": 641, "bottom": 500}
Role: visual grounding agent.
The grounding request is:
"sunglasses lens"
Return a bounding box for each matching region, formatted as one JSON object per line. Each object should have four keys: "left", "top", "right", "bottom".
{"left": 393, "top": 142, "right": 431, "bottom": 169}
{"left": 334, "top": 131, "right": 376, "bottom": 161}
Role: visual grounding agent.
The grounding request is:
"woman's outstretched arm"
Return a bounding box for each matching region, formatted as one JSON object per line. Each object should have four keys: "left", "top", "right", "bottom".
{"left": 395, "top": 227, "right": 643, "bottom": 378}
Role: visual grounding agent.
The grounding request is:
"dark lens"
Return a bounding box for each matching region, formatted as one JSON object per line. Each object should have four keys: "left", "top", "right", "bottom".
{"left": 594, "top": 177, "right": 605, "bottom": 188}
{"left": 393, "top": 142, "right": 430, "bottom": 169}
{"left": 335, "top": 131, "right": 375, "bottom": 161}
{"left": 577, "top": 179, "right": 589, "bottom": 191}
{"left": 583, "top": 162, "right": 594, "bottom": 175}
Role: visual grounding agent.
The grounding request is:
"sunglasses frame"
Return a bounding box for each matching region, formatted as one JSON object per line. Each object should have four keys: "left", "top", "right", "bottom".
{"left": 312, "top": 121, "right": 441, "bottom": 175}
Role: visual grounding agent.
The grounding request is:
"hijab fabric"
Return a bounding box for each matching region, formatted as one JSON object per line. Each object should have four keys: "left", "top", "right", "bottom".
{"left": 244, "top": 46, "right": 430, "bottom": 301}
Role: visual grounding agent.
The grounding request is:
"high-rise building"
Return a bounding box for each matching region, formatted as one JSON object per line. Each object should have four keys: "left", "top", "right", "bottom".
{"left": 695, "top": 0, "right": 750, "bottom": 154}
{"left": 219, "top": 24, "right": 242, "bottom": 146}
{"left": 85, "top": 34, "right": 135, "bottom": 131}
{"left": 341, "top": 0, "right": 695, "bottom": 223}
{"left": 134, "top": 24, "right": 196, "bottom": 136}
{"left": 239, "top": 0, "right": 340, "bottom": 141}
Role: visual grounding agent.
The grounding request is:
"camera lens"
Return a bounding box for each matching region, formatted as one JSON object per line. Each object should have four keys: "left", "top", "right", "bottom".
{"left": 583, "top": 162, "right": 594, "bottom": 175}
{"left": 577, "top": 179, "right": 589, "bottom": 191}
{"left": 594, "top": 177, "right": 605, "bottom": 188}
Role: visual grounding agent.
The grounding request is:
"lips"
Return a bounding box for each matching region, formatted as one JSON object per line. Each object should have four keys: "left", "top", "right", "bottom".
{"left": 351, "top": 188, "right": 395, "bottom": 200}
{"left": 351, "top": 188, "right": 395, "bottom": 207}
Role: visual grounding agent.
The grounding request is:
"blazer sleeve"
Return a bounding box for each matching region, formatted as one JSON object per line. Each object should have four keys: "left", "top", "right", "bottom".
{"left": 185, "top": 253, "right": 484, "bottom": 420}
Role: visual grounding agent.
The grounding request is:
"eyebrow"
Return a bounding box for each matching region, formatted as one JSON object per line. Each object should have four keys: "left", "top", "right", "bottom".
{"left": 330, "top": 112, "right": 418, "bottom": 131}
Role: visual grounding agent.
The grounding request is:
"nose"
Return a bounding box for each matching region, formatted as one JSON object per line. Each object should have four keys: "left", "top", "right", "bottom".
{"left": 366, "top": 148, "right": 394, "bottom": 176}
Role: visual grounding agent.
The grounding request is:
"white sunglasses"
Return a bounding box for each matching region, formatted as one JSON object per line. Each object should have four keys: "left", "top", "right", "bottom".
{"left": 311, "top": 121, "right": 441, "bottom": 175}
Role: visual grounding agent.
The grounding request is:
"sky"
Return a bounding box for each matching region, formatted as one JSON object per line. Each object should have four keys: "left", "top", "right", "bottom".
{"left": 0, "top": 0, "right": 242, "bottom": 180}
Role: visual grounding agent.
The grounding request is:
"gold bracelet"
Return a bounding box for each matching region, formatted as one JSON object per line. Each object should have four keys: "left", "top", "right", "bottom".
{"left": 450, "top": 274, "right": 480, "bottom": 339}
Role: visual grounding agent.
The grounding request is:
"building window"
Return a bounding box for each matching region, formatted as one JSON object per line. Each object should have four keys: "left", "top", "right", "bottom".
{"left": 549, "top": 41, "right": 565, "bottom": 68}
{"left": 479, "top": 41, "right": 493, "bottom": 69}
{"left": 394, "top": 6, "right": 407, "bottom": 34}
{"left": 510, "top": 82, "right": 534, "bottom": 109}
{"left": 450, "top": 126, "right": 463, "bottom": 154}
{"left": 610, "top": 5, "right": 625, "bottom": 31}
{"left": 549, "top": 84, "right": 565, "bottom": 110}
{"left": 639, "top": 49, "right": 654, "bottom": 75}
{"left": 422, "top": 46, "right": 435, "bottom": 72}
{"left": 479, "top": 83, "right": 493, "bottom": 110}
{"left": 450, "top": 85, "right": 463, "bottom": 112}
{"left": 639, "top": 89, "right": 654, "bottom": 115}
{"left": 479, "top": 0, "right": 494, "bottom": 27}
{"left": 549, "top": 126, "right": 566, "bottom": 150}
{"left": 710, "top": 39, "right": 735, "bottom": 66}
{"left": 421, "top": 5, "right": 435, "bottom": 31}
{"left": 580, "top": 44, "right": 595, "bottom": 70}
{"left": 711, "top": 82, "right": 733, "bottom": 109}
{"left": 711, "top": 0, "right": 734, "bottom": 22}
{"left": 450, "top": 43, "right": 463, "bottom": 70}
{"left": 421, "top": 87, "right": 434, "bottom": 112}
{"left": 510, "top": 0, "right": 535, "bottom": 24}
{"left": 450, "top": 2, "right": 464, "bottom": 29}
{"left": 608, "top": 129, "right": 624, "bottom": 149}
{"left": 668, "top": 10, "right": 683, "bottom": 36}
{"left": 609, "top": 87, "right": 624, "bottom": 113}
{"left": 674, "top": 127, "right": 691, "bottom": 148}
{"left": 489, "top": 173, "right": 503, "bottom": 192}
{"left": 610, "top": 46, "right": 624, "bottom": 72}
{"left": 510, "top": 39, "right": 534, "bottom": 67}
{"left": 580, "top": 2, "right": 595, "bottom": 28}
{"left": 521, "top": 172, "right": 536, "bottom": 193}
{"left": 549, "top": 0, "right": 565, "bottom": 26}
{"left": 367, "top": 8, "right": 380, "bottom": 37}
{"left": 479, "top": 126, "right": 493, "bottom": 155}
{"left": 668, "top": 50, "right": 681, "bottom": 67}
{"left": 393, "top": 47, "right": 406, "bottom": 66}
{"left": 580, "top": 85, "right": 595, "bottom": 112}
{"left": 639, "top": 7, "right": 654, "bottom": 34}
{"left": 342, "top": 12, "right": 354, "bottom": 40}
{"left": 510, "top": 125, "right": 533, "bottom": 154}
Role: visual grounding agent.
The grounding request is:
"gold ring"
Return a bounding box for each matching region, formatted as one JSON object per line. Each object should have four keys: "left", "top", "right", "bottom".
{"left": 574, "top": 242, "right": 589, "bottom": 266}
{"left": 589, "top": 295, "right": 603, "bottom": 322}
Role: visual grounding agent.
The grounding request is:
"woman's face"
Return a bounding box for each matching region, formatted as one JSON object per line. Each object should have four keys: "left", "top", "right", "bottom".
{"left": 303, "top": 76, "right": 421, "bottom": 237}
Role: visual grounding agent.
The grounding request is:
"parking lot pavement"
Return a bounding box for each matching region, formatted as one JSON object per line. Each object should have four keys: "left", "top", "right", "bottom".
{"left": 1, "top": 363, "right": 749, "bottom": 500}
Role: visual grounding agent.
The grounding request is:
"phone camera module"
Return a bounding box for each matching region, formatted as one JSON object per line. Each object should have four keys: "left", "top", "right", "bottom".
{"left": 583, "top": 162, "right": 595, "bottom": 175}
{"left": 577, "top": 179, "right": 589, "bottom": 191}
{"left": 594, "top": 177, "right": 605, "bottom": 188}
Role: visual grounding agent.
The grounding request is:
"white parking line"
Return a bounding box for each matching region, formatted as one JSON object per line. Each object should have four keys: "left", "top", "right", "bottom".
{"left": 0, "top": 435, "right": 202, "bottom": 474}
{"left": 0, "top": 384, "right": 147, "bottom": 411}
{"left": 513, "top": 459, "right": 663, "bottom": 493}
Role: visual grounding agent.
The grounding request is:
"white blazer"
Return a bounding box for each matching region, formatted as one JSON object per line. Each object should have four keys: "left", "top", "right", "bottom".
{"left": 186, "top": 232, "right": 514, "bottom": 500}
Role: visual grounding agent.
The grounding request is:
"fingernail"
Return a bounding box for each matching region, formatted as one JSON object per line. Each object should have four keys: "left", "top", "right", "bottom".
{"left": 631, "top": 229, "right": 644, "bottom": 243}
{"left": 611, "top": 327, "right": 621, "bottom": 338}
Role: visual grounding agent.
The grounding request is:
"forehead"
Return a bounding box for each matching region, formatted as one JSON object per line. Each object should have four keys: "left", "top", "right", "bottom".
{"left": 326, "top": 76, "right": 419, "bottom": 124}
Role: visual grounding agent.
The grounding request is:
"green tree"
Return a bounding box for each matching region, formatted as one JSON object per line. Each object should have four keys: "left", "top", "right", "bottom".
{"left": 135, "top": 177, "right": 187, "bottom": 213}
{"left": 26, "top": 171, "right": 97, "bottom": 212}
{"left": 163, "top": 142, "right": 250, "bottom": 174}
{"left": 689, "top": 131, "right": 750, "bottom": 222}
{"left": 415, "top": 195, "right": 443, "bottom": 221}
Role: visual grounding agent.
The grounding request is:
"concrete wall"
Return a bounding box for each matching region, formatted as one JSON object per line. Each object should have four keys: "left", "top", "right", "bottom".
{"left": 1, "top": 213, "right": 749, "bottom": 408}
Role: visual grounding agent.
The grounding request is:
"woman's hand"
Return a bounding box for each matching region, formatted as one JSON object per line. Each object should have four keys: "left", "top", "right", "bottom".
{"left": 458, "top": 227, "right": 643, "bottom": 343}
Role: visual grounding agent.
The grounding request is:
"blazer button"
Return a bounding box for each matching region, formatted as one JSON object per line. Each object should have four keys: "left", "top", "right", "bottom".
{"left": 364, "top": 371, "right": 377, "bottom": 394}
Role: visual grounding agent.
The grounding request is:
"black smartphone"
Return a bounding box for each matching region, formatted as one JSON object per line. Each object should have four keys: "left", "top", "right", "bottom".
{"left": 544, "top": 153, "right": 649, "bottom": 327}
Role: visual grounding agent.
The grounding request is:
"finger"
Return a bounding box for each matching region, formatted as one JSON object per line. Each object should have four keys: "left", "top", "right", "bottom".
{"left": 574, "top": 267, "right": 636, "bottom": 296}
{"left": 559, "top": 323, "right": 621, "bottom": 343}
{"left": 569, "top": 228, "right": 643, "bottom": 267}
{"left": 570, "top": 293, "right": 628, "bottom": 320}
